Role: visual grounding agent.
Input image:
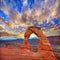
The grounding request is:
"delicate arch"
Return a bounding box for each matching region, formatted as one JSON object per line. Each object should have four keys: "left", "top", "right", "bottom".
{"left": 22, "top": 26, "right": 52, "bottom": 52}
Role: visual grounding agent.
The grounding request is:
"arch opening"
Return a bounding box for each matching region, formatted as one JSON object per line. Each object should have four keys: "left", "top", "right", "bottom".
{"left": 28, "top": 33, "right": 39, "bottom": 52}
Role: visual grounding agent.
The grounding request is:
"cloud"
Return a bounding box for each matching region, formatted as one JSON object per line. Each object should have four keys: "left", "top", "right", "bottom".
{"left": 0, "top": 0, "right": 60, "bottom": 36}
{"left": 45, "top": 29, "right": 60, "bottom": 36}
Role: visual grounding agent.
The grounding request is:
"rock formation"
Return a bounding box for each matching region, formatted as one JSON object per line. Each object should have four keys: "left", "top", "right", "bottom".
{"left": 22, "top": 26, "right": 57, "bottom": 60}
{"left": 0, "top": 26, "right": 57, "bottom": 60}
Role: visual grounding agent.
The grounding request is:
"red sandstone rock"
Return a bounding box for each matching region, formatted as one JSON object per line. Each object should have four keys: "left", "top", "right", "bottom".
{"left": 22, "top": 26, "right": 57, "bottom": 60}
{"left": 0, "top": 26, "right": 57, "bottom": 60}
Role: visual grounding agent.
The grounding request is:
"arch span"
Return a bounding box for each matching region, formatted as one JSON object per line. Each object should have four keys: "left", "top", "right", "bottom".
{"left": 21, "top": 26, "right": 57, "bottom": 60}
{"left": 23, "top": 26, "right": 52, "bottom": 52}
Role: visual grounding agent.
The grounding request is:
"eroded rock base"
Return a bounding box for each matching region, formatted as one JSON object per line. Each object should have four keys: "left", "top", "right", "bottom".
{"left": 0, "top": 47, "right": 57, "bottom": 60}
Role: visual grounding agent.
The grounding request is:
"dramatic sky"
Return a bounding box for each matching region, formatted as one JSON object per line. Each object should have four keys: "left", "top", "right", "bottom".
{"left": 0, "top": 0, "right": 60, "bottom": 38}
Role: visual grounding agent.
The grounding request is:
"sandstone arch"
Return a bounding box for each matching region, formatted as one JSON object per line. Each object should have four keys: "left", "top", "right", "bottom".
{"left": 21, "top": 26, "right": 57, "bottom": 60}
{"left": 23, "top": 26, "right": 52, "bottom": 51}
{"left": 0, "top": 26, "right": 57, "bottom": 60}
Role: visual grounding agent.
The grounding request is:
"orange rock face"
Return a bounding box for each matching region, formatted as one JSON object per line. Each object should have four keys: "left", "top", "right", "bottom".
{"left": 0, "top": 26, "right": 57, "bottom": 60}
{"left": 22, "top": 26, "right": 57, "bottom": 60}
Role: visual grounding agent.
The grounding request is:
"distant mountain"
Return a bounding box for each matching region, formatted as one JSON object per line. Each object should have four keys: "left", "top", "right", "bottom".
{"left": 48, "top": 36, "right": 60, "bottom": 45}
{"left": 0, "top": 36, "right": 60, "bottom": 46}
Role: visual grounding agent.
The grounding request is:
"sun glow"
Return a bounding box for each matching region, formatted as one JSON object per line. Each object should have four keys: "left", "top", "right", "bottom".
{"left": 29, "top": 33, "right": 38, "bottom": 38}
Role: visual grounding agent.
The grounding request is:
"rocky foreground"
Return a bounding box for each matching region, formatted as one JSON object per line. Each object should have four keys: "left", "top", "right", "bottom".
{"left": 0, "top": 47, "right": 57, "bottom": 60}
